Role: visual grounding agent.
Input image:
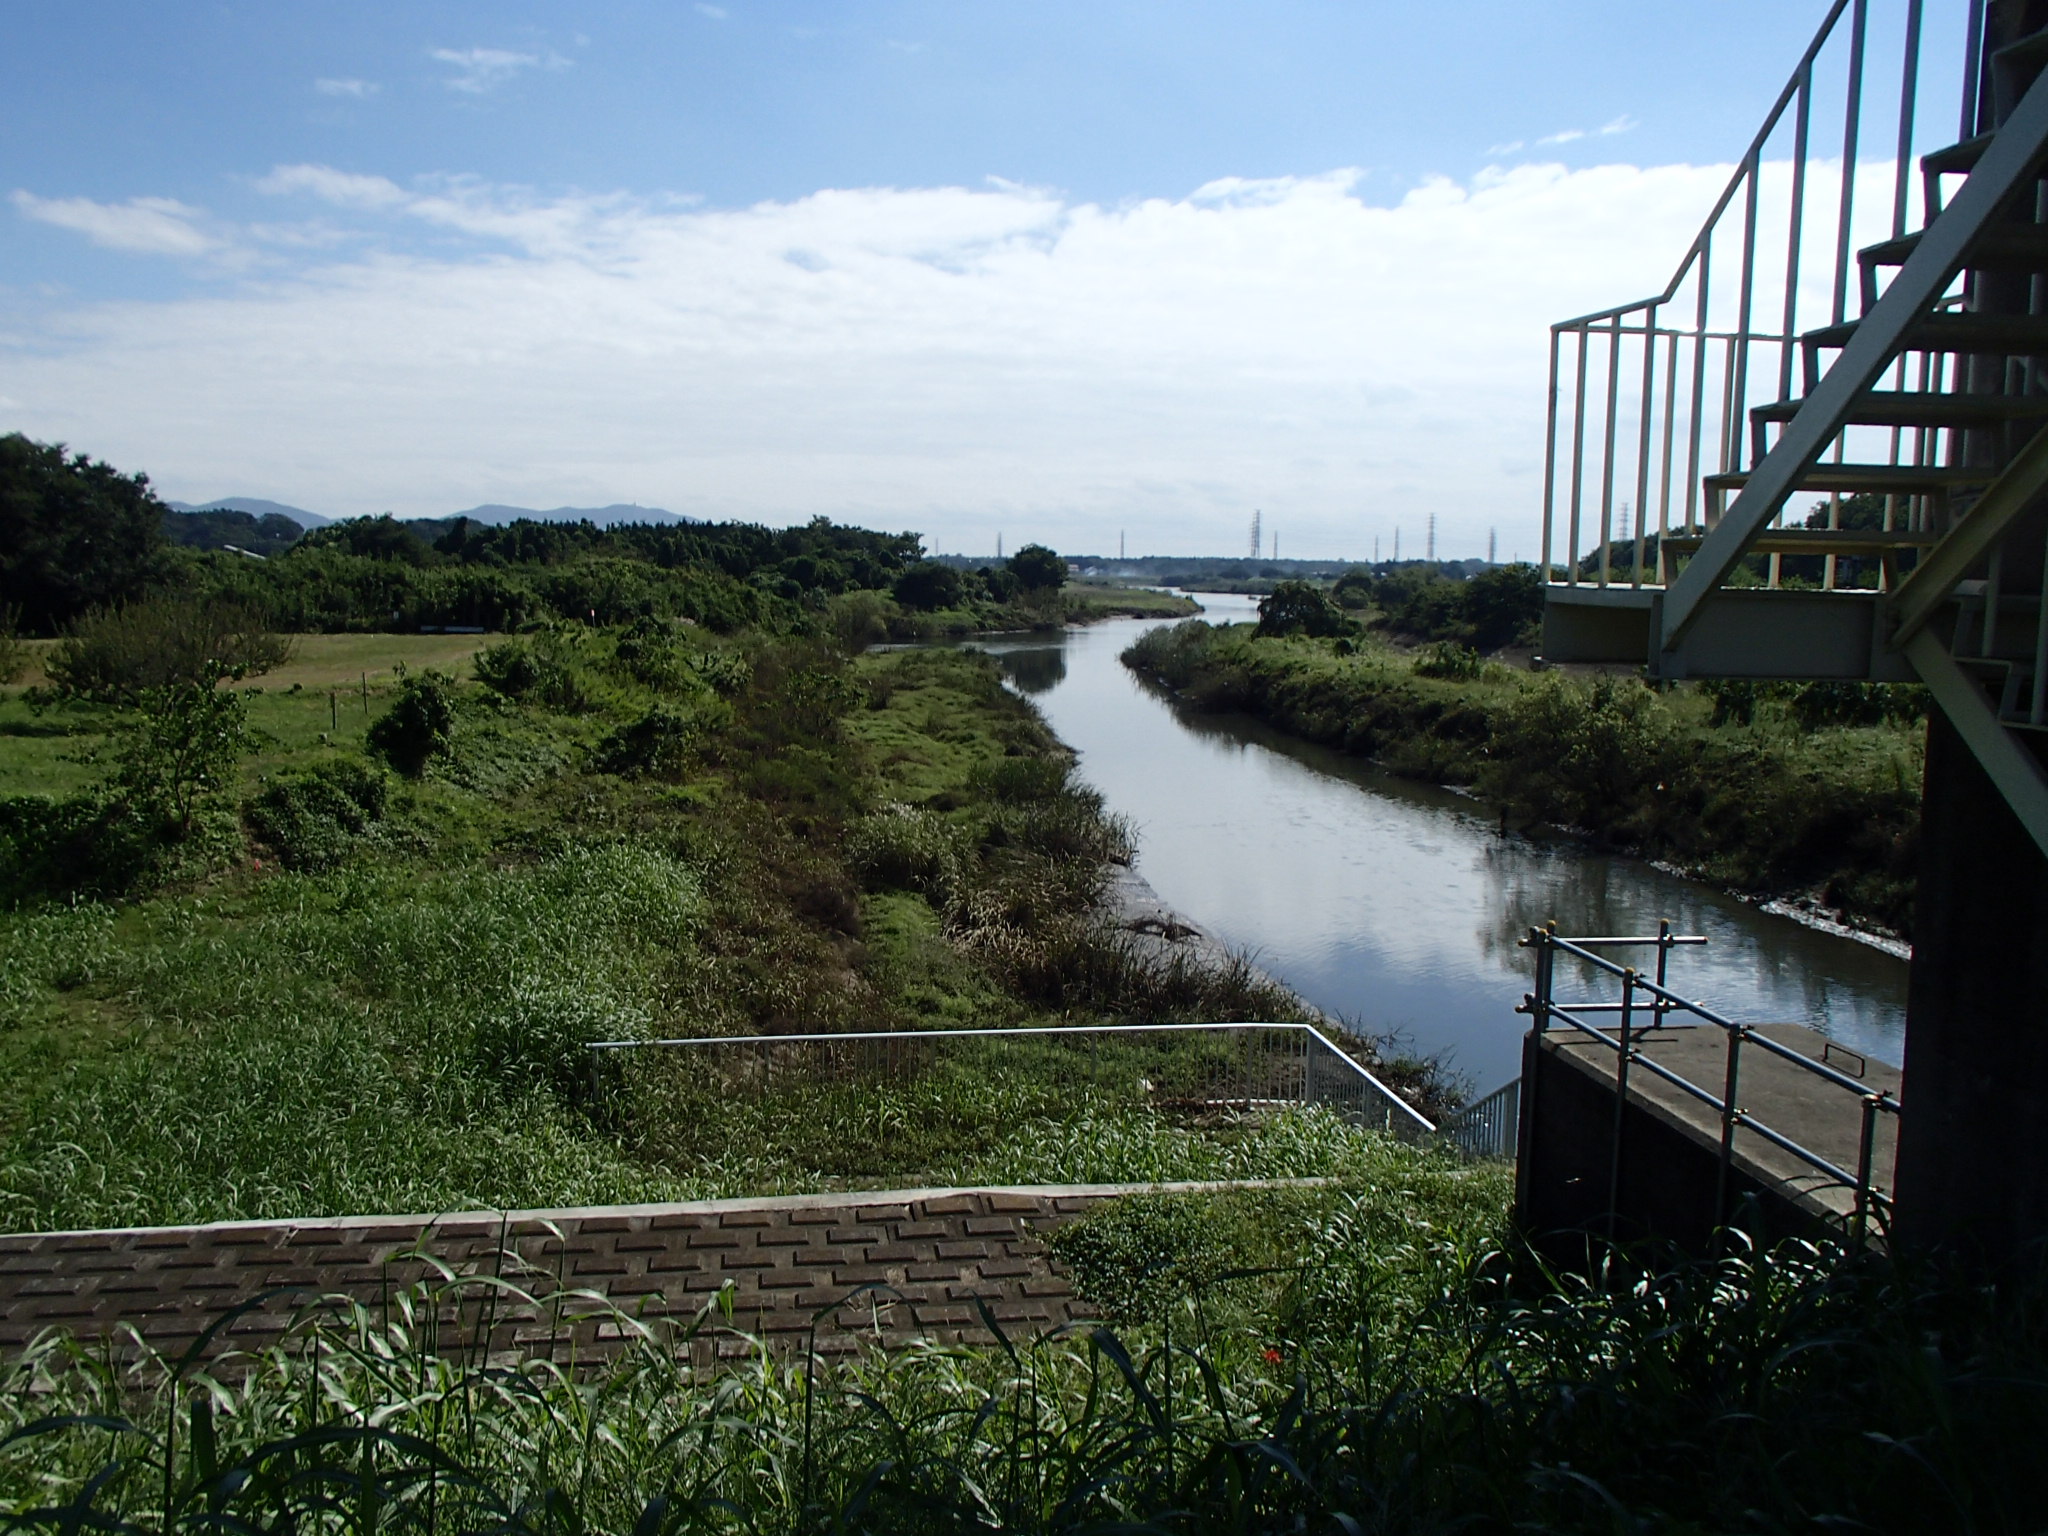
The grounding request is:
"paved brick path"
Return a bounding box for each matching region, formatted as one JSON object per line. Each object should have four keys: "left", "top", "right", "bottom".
{"left": 0, "top": 1185, "right": 1171, "bottom": 1364}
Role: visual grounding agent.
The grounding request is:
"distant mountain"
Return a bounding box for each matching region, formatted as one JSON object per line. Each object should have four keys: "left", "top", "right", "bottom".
{"left": 163, "top": 497, "right": 332, "bottom": 528}
{"left": 443, "top": 503, "right": 694, "bottom": 528}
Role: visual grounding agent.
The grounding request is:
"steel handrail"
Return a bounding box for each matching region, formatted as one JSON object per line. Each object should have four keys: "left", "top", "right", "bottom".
{"left": 1521, "top": 926, "right": 1900, "bottom": 1242}
{"left": 590, "top": 1019, "right": 1437, "bottom": 1135}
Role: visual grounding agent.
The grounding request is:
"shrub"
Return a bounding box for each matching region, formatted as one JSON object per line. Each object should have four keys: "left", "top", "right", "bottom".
{"left": 847, "top": 803, "right": 968, "bottom": 899}
{"left": 472, "top": 636, "right": 545, "bottom": 697}
{"left": 244, "top": 757, "right": 389, "bottom": 871}
{"left": 0, "top": 793, "right": 162, "bottom": 906}
{"left": 366, "top": 670, "right": 457, "bottom": 776}
{"left": 592, "top": 706, "right": 697, "bottom": 778}
{"left": 470, "top": 980, "right": 650, "bottom": 1104}
{"left": 1414, "top": 640, "right": 1484, "bottom": 679}
{"left": 44, "top": 596, "right": 290, "bottom": 703}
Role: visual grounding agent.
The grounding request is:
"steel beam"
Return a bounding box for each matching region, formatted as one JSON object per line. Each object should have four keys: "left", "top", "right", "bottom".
{"left": 1905, "top": 628, "right": 2048, "bottom": 859}
{"left": 1661, "top": 64, "right": 2048, "bottom": 653}
{"left": 1887, "top": 421, "right": 2048, "bottom": 645}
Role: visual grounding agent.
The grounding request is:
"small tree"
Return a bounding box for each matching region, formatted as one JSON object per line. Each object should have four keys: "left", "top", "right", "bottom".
{"left": 1008, "top": 544, "right": 1068, "bottom": 592}
{"left": 113, "top": 665, "right": 252, "bottom": 835}
{"left": 1256, "top": 580, "right": 1350, "bottom": 638}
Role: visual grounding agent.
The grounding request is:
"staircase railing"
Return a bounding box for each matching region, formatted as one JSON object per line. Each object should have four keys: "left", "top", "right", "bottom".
{"left": 1542, "top": 0, "right": 1974, "bottom": 593}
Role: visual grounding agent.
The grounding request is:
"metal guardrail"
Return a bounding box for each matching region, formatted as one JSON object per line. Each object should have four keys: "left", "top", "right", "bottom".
{"left": 587, "top": 1021, "right": 1438, "bottom": 1141}
{"left": 1519, "top": 923, "right": 1901, "bottom": 1245}
{"left": 1442, "top": 1078, "right": 1520, "bottom": 1161}
{"left": 1543, "top": 0, "right": 1969, "bottom": 593}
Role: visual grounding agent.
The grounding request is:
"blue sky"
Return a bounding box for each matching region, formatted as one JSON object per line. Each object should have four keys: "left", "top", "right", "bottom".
{"left": 0, "top": 1, "right": 1970, "bottom": 558}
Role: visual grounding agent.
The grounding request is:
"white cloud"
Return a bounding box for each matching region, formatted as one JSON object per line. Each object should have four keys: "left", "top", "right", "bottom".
{"left": 429, "top": 47, "right": 567, "bottom": 94}
{"left": 254, "top": 164, "right": 408, "bottom": 210}
{"left": 694, "top": 4, "right": 728, "bottom": 18}
{"left": 10, "top": 191, "right": 217, "bottom": 256}
{"left": 4, "top": 158, "right": 1886, "bottom": 557}
{"left": 315, "top": 78, "right": 379, "bottom": 98}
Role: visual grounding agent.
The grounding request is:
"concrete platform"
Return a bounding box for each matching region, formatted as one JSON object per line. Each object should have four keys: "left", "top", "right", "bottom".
{"left": 1521, "top": 1023, "right": 1902, "bottom": 1245}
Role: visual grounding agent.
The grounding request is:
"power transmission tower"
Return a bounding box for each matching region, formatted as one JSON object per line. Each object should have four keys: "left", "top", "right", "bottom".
{"left": 1426, "top": 514, "right": 1436, "bottom": 562}
{"left": 1488, "top": 527, "right": 1497, "bottom": 564}
{"left": 997, "top": 533, "right": 1003, "bottom": 560}
{"left": 1248, "top": 510, "right": 1262, "bottom": 560}
{"left": 1393, "top": 527, "right": 1401, "bottom": 561}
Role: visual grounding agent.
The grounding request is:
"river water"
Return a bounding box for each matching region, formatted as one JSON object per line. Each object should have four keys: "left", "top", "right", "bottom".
{"left": 967, "top": 593, "right": 1909, "bottom": 1095}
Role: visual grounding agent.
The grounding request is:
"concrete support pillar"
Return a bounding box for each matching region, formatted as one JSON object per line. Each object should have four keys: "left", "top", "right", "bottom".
{"left": 1892, "top": 710, "right": 2048, "bottom": 1257}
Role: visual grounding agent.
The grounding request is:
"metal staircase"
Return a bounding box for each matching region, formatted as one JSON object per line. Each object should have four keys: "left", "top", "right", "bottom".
{"left": 1540, "top": 0, "right": 2048, "bottom": 856}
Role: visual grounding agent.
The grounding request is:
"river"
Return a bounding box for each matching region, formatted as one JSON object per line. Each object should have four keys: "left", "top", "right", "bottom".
{"left": 967, "top": 593, "right": 1909, "bottom": 1096}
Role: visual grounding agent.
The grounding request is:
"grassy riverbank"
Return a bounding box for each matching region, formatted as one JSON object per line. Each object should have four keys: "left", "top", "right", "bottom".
{"left": 1124, "top": 619, "right": 1923, "bottom": 937}
{"left": 0, "top": 618, "right": 1450, "bottom": 1230}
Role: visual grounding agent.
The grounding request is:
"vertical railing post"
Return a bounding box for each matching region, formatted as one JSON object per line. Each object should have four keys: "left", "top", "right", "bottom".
{"left": 1600, "top": 313, "right": 1624, "bottom": 586}
{"left": 1852, "top": 1092, "right": 1881, "bottom": 1249}
{"left": 1568, "top": 330, "right": 1589, "bottom": 584}
{"left": 1893, "top": 0, "right": 1923, "bottom": 241}
{"left": 1542, "top": 328, "right": 1561, "bottom": 580}
{"left": 1607, "top": 968, "right": 1637, "bottom": 1241}
{"left": 1716, "top": 1025, "right": 1746, "bottom": 1230}
{"left": 1634, "top": 306, "right": 1657, "bottom": 587}
{"left": 1831, "top": 0, "right": 1868, "bottom": 329}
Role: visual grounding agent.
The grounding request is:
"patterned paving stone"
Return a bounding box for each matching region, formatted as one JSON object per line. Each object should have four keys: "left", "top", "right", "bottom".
{"left": 0, "top": 1184, "right": 1242, "bottom": 1364}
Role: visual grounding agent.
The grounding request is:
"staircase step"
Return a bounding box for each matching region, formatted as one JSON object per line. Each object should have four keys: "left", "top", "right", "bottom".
{"left": 1704, "top": 462, "right": 1990, "bottom": 496}
{"left": 1859, "top": 223, "right": 2048, "bottom": 273}
{"left": 1805, "top": 311, "right": 2048, "bottom": 357}
{"left": 1993, "top": 26, "right": 2048, "bottom": 76}
{"left": 1661, "top": 528, "right": 1939, "bottom": 558}
{"left": 1923, "top": 133, "right": 1997, "bottom": 178}
{"left": 1751, "top": 390, "right": 2048, "bottom": 429}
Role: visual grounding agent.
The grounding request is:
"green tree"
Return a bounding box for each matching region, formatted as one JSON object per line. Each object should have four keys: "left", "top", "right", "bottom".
{"left": 0, "top": 434, "right": 169, "bottom": 634}
{"left": 1256, "top": 580, "right": 1350, "bottom": 638}
{"left": 1008, "top": 544, "right": 1068, "bottom": 592}
{"left": 891, "top": 560, "right": 965, "bottom": 611}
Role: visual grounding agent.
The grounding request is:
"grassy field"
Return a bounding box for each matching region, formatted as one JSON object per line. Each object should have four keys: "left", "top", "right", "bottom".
{"left": 0, "top": 625, "right": 1396, "bottom": 1231}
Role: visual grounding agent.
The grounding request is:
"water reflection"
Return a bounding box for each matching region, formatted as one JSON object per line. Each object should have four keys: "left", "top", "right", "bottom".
{"left": 973, "top": 596, "right": 1908, "bottom": 1092}
{"left": 996, "top": 646, "right": 1067, "bottom": 694}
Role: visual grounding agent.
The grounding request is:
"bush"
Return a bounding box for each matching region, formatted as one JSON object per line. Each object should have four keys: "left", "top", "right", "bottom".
{"left": 244, "top": 757, "right": 388, "bottom": 872}
{"left": 592, "top": 706, "right": 697, "bottom": 778}
{"left": 0, "top": 793, "right": 163, "bottom": 906}
{"left": 847, "top": 803, "right": 968, "bottom": 899}
{"left": 1414, "top": 640, "right": 1484, "bottom": 679}
{"left": 1256, "top": 580, "right": 1349, "bottom": 638}
{"left": 44, "top": 597, "right": 291, "bottom": 703}
{"left": 366, "top": 670, "right": 457, "bottom": 776}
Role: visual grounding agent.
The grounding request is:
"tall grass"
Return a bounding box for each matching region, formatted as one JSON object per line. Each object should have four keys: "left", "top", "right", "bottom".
{"left": 3, "top": 1229, "right": 2040, "bottom": 1531}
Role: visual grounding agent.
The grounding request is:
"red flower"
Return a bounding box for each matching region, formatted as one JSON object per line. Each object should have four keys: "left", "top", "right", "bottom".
{"left": 1262, "top": 1348, "right": 1283, "bottom": 1364}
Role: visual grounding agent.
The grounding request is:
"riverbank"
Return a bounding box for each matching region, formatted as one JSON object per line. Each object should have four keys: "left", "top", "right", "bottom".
{"left": 1122, "top": 619, "right": 1922, "bottom": 940}
{"left": 0, "top": 624, "right": 1440, "bottom": 1230}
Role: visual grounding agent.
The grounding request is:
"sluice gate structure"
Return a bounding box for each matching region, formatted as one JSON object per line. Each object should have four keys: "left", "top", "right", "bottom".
{"left": 1536, "top": 0, "right": 2048, "bottom": 1257}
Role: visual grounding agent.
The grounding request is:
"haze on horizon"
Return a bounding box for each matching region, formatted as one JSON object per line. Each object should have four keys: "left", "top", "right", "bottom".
{"left": 1, "top": 1, "right": 1967, "bottom": 560}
